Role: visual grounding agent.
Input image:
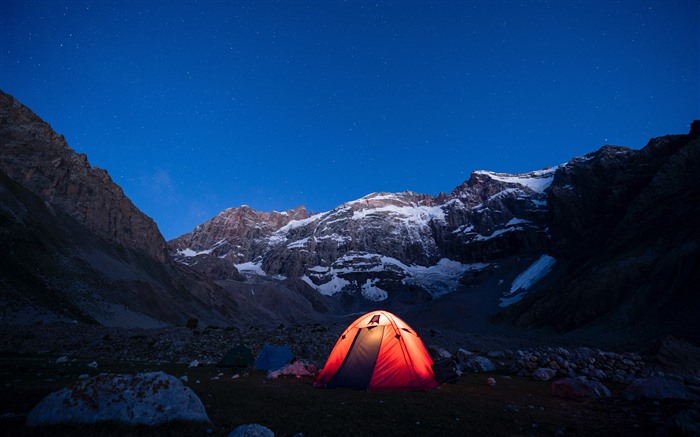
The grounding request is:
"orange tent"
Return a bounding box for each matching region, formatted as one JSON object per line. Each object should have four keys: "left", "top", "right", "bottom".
{"left": 315, "top": 310, "right": 439, "bottom": 391}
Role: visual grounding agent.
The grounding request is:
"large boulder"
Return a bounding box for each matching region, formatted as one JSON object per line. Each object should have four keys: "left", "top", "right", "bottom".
{"left": 654, "top": 336, "right": 700, "bottom": 376}
{"left": 459, "top": 355, "right": 496, "bottom": 373}
{"left": 532, "top": 367, "right": 557, "bottom": 381}
{"left": 624, "top": 377, "right": 699, "bottom": 401}
{"left": 228, "top": 423, "right": 275, "bottom": 437}
{"left": 667, "top": 408, "right": 700, "bottom": 436}
{"left": 26, "top": 372, "right": 209, "bottom": 426}
{"left": 552, "top": 376, "right": 611, "bottom": 400}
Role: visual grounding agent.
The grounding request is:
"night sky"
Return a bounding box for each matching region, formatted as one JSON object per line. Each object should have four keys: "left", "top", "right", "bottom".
{"left": 1, "top": 1, "right": 698, "bottom": 239}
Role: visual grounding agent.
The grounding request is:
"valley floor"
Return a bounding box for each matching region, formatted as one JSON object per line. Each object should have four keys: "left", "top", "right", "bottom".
{"left": 0, "top": 322, "right": 697, "bottom": 436}
{"left": 0, "top": 354, "right": 691, "bottom": 436}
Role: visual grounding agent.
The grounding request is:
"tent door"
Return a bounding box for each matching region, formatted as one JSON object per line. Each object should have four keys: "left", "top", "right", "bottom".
{"left": 328, "top": 325, "right": 385, "bottom": 389}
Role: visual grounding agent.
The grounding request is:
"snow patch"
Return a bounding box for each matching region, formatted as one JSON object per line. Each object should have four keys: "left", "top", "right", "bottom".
{"left": 287, "top": 237, "right": 310, "bottom": 249}
{"left": 361, "top": 279, "right": 388, "bottom": 302}
{"left": 499, "top": 255, "right": 556, "bottom": 307}
{"left": 304, "top": 254, "right": 487, "bottom": 298}
{"left": 301, "top": 275, "right": 350, "bottom": 296}
{"left": 352, "top": 204, "right": 445, "bottom": 226}
{"left": 176, "top": 248, "right": 213, "bottom": 257}
{"left": 475, "top": 167, "right": 558, "bottom": 193}
{"left": 401, "top": 258, "right": 489, "bottom": 298}
{"left": 235, "top": 261, "right": 266, "bottom": 276}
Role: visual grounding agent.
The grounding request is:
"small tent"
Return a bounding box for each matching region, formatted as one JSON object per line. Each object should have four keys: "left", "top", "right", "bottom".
{"left": 217, "top": 344, "right": 254, "bottom": 368}
{"left": 315, "top": 310, "right": 438, "bottom": 391}
{"left": 254, "top": 344, "right": 292, "bottom": 372}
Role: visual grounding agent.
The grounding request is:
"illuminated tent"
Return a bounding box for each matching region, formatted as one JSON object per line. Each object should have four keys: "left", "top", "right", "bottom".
{"left": 315, "top": 310, "right": 438, "bottom": 391}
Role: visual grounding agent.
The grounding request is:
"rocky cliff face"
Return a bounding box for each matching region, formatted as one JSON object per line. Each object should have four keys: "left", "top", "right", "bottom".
{"left": 0, "top": 91, "right": 243, "bottom": 327}
{"left": 171, "top": 166, "right": 557, "bottom": 304}
{"left": 496, "top": 124, "right": 700, "bottom": 343}
{"left": 0, "top": 91, "right": 168, "bottom": 263}
{"left": 172, "top": 122, "right": 700, "bottom": 344}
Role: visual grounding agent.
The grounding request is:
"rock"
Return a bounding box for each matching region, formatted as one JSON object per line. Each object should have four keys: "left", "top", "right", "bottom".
{"left": 186, "top": 318, "right": 199, "bottom": 330}
{"left": 228, "top": 423, "right": 275, "bottom": 437}
{"left": 552, "top": 376, "right": 611, "bottom": 400}
{"left": 456, "top": 349, "right": 475, "bottom": 361}
{"left": 532, "top": 367, "right": 557, "bottom": 381}
{"left": 667, "top": 407, "right": 700, "bottom": 436}
{"left": 429, "top": 345, "right": 453, "bottom": 359}
{"left": 612, "top": 369, "right": 634, "bottom": 384}
{"left": 0, "top": 91, "right": 168, "bottom": 263}
{"left": 0, "top": 91, "right": 243, "bottom": 328}
{"left": 588, "top": 369, "right": 607, "bottom": 380}
{"left": 460, "top": 356, "right": 496, "bottom": 373}
{"left": 624, "top": 377, "right": 699, "bottom": 401}
{"left": 655, "top": 336, "right": 700, "bottom": 376}
{"left": 25, "top": 372, "right": 210, "bottom": 426}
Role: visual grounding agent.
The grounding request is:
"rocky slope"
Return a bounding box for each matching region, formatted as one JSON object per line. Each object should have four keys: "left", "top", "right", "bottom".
{"left": 0, "top": 90, "right": 243, "bottom": 327}
{"left": 172, "top": 122, "right": 700, "bottom": 345}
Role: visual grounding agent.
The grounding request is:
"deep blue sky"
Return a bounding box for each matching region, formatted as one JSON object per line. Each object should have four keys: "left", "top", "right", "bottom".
{"left": 1, "top": 1, "right": 698, "bottom": 239}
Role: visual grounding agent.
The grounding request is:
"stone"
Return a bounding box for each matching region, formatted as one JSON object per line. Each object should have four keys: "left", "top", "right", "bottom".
{"left": 655, "top": 336, "right": 700, "bottom": 376}
{"left": 429, "top": 345, "right": 453, "bottom": 359}
{"left": 624, "top": 377, "right": 699, "bottom": 401}
{"left": 461, "top": 356, "right": 496, "bottom": 373}
{"left": 532, "top": 367, "right": 557, "bottom": 381}
{"left": 667, "top": 408, "right": 700, "bottom": 436}
{"left": 552, "top": 376, "right": 611, "bottom": 400}
{"left": 228, "top": 423, "right": 275, "bottom": 437}
{"left": 25, "top": 372, "right": 210, "bottom": 426}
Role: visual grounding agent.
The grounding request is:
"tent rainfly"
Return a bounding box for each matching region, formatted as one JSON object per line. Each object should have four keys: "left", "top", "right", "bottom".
{"left": 217, "top": 344, "right": 253, "bottom": 368}
{"left": 315, "top": 310, "right": 438, "bottom": 391}
{"left": 254, "top": 344, "right": 292, "bottom": 372}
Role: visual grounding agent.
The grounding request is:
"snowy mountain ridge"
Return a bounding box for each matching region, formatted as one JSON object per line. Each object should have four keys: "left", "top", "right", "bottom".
{"left": 170, "top": 165, "right": 559, "bottom": 306}
{"left": 3, "top": 89, "right": 697, "bottom": 344}
{"left": 170, "top": 120, "right": 700, "bottom": 343}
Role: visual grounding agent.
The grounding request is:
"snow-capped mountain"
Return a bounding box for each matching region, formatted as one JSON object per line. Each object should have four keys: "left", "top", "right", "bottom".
{"left": 170, "top": 165, "right": 558, "bottom": 305}
{"left": 171, "top": 121, "right": 700, "bottom": 344}
{"left": 2, "top": 88, "right": 697, "bottom": 345}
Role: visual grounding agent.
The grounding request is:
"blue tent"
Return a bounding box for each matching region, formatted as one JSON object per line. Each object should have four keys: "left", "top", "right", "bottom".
{"left": 254, "top": 344, "right": 292, "bottom": 371}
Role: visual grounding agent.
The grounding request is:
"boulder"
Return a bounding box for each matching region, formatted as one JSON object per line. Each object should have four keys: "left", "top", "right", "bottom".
{"left": 532, "top": 367, "right": 557, "bottom": 381}
{"left": 655, "top": 336, "right": 700, "bottom": 376}
{"left": 228, "top": 423, "right": 275, "bottom": 437}
{"left": 26, "top": 372, "right": 209, "bottom": 426}
{"left": 667, "top": 408, "right": 700, "bottom": 436}
{"left": 460, "top": 356, "right": 496, "bottom": 373}
{"left": 624, "top": 377, "right": 699, "bottom": 401}
{"left": 552, "top": 376, "right": 611, "bottom": 400}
